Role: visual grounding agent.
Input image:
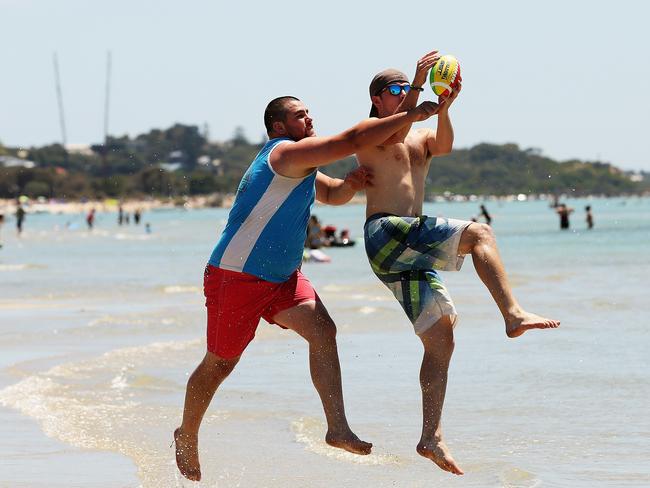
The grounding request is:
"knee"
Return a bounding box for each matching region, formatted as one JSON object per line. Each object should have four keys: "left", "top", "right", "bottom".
{"left": 309, "top": 316, "right": 338, "bottom": 344}
{"left": 476, "top": 222, "right": 495, "bottom": 241}
{"left": 420, "top": 315, "right": 456, "bottom": 359}
{"left": 425, "top": 340, "right": 454, "bottom": 367}
{"left": 468, "top": 223, "right": 495, "bottom": 248}
{"left": 201, "top": 352, "right": 239, "bottom": 377}
{"left": 320, "top": 317, "right": 338, "bottom": 341}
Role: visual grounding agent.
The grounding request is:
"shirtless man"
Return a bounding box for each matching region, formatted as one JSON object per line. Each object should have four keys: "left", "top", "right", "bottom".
{"left": 357, "top": 51, "right": 560, "bottom": 475}
{"left": 174, "top": 95, "right": 440, "bottom": 481}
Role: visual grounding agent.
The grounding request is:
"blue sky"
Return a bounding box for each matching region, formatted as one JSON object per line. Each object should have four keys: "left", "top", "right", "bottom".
{"left": 2, "top": 0, "right": 649, "bottom": 170}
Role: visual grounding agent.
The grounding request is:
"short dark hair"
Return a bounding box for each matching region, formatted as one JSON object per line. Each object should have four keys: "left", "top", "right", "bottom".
{"left": 264, "top": 96, "right": 300, "bottom": 134}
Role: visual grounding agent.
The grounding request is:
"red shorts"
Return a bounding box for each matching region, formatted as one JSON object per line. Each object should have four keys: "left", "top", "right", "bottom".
{"left": 204, "top": 265, "right": 318, "bottom": 359}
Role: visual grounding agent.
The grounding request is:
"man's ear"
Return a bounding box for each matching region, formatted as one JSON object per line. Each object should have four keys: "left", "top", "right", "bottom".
{"left": 272, "top": 121, "right": 286, "bottom": 135}
{"left": 370, "top": 95, "right": 382, "bottom": 115}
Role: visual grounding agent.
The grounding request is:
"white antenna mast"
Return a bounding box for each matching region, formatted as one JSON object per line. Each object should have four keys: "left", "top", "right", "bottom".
{"left": 52, "top": 52, "right": 67, "bottom": 146}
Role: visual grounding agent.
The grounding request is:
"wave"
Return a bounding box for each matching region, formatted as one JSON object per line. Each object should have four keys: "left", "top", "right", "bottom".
{"left": 0, "top": 263, "right": 46, "bottom": 271}
{"left": 162, "top": 285, "right": 201, "bottom": 294}
{"left": 114, "top": 233, "right": 152, "bottom": 241}
{"left": 291, "top": 417, "right": 401, "bottom": 466}
{"left": 358, "top": 306, "right": 377, "bottom": 315}
{"left": 498, "top": 466, "right": 542, "bottom": 488}
{"left": 0, "top": 339, "right": 203, "bottom": 487}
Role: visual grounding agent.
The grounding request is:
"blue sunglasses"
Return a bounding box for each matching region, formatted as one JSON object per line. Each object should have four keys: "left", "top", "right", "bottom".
{"left": 383, "top": 84, "right": 411, "bottom": 96}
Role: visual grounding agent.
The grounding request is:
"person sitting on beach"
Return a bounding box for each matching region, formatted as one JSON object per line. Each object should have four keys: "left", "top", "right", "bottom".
{"left": 356, "top": 51, "right": 560, "bottom": 476}
{"left": 322, "top": 225, "right": 337, "bottom": 246}
{"left": 174, "top": 95, "right": 441, "bottom": 481}
{"left": 306, "top": 214, "right": 325, "bottom": 249}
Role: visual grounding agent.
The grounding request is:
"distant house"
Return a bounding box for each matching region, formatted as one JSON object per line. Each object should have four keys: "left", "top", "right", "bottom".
{"left": 158, "top": 162, "right": 183, "bottom": 172}
{"left": 65, "top": 144, "right": 94, "bottom": 156}
{"left": 157, "top": 150, "right": 187, "bottom": 172}
{"left": 0, "top": 156, "right": 35, "bottom": 168}
{"left": 627, "top": 171, "right": 645, "bottom": 183}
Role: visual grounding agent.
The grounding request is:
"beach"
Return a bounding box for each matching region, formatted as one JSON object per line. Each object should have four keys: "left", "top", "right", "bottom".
{"left": 1, "top": 197, "right": 649, "bottom": 487}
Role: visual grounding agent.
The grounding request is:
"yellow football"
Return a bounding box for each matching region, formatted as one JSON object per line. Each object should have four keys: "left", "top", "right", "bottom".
{"left": 429, "top": 55, "right": 462, "bottom": 97}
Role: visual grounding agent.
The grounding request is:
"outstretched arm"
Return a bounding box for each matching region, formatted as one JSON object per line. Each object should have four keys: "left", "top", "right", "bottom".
{"left": 315, "top": 166, "right": 372, "bottom": 205}
{"left": 271, "top": 102, "right": 440, "bottom": 178}
{"left": 384, "top": 50, "right": 442, "bottom": 144}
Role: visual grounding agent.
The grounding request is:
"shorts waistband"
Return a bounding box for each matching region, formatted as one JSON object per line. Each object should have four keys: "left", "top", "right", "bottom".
{"left": 365, "top": 212, "right": 398, "bottom": 226}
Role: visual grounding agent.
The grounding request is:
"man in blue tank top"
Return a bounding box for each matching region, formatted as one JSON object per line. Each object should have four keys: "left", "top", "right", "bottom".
{"left": 175, "top": 95, "right": 441, "bottom": 481}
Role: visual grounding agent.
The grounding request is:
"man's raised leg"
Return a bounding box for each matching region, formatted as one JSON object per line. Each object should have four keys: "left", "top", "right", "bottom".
{"left": 175, "top": 352, "right": 240, "bottom": 481}
{"left": 458, "top": 223, "right": 560, "bottom": 337}
{"left": 416, "top": 315, "right": 464, "bottom": 475}
{"left": 273, "top": 300, "right": 372, "bottom": 455}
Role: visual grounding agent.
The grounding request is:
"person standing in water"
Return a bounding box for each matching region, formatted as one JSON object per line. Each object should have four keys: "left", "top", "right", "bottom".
{"left": 0, "top": 213, "right": 5, "bottom": 248}
{"left": 556, "top": 203, "right": 574, "bottom": 230}
{"left": 585, "top": 205, "right": 594, "bottom": 229}
{"left": 357, "top": 51, "right": 559, "bottom": 475}
{"left": 86, "top": 208, "right": 96, "bottom": 230}
{"left": 479, "top": 204, "right": 492, "bottom": 225}
{"left": 16, "top": 202, "right": 26, "bottom": 236}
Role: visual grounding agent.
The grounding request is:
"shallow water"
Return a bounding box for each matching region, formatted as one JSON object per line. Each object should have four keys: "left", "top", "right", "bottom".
{"left": 1, "top": 197, "right": 649, "bottom": 487}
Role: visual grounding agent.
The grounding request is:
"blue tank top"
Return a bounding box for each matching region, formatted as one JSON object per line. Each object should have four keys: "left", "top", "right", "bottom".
{"left": 208, "top": 138, "right": 317, "bottom": 282}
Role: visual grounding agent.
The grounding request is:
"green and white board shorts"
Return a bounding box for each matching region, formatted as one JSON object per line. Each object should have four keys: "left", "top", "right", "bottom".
{"left": 364, "top": 213, "right": 472, "bottom": 335}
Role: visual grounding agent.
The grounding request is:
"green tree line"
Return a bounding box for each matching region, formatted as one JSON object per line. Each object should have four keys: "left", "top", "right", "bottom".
{"left": 0, "top": 124, "right": 645, "bottom": 200}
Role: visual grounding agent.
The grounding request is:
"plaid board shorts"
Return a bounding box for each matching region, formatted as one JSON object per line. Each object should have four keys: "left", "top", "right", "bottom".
{"left": 363, "top": 213, "right": 472, "bottom": 335}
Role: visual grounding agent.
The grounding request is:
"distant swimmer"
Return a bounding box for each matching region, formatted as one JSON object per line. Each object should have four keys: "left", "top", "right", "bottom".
{"left": 556, "top": 203, "right": 574, "bottom": 230}
{"left": 357, "top": 50, "right": 560, "bottom": 476}
{"left": 585, "top": 205, "right": 594, "bottom": 229}
{"left": 173, "top": 95, "right": 440, "bottom": 481}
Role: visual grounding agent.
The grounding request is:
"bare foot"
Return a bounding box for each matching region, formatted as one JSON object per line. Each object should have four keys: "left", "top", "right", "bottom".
{"left": 417, "top": 439, "right": 464, "bottom": 475}
{"left": 506, "top": 311, "right": 560, "bottom": 338}
{"left": 325, "top": 430, "right": 373, "bottom": 455}
{"left": 174, "top": 427, "right": 201, "bottom": 481}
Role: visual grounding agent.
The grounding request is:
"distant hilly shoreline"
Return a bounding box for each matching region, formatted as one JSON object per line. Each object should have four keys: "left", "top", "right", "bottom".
{"left": 1, "top": 123, "right": 648, "bottom": 200}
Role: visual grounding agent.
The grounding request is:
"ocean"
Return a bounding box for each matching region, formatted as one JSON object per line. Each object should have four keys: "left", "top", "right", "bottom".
{"left": 1, "top": 196, "right": 649, "bottom": 487}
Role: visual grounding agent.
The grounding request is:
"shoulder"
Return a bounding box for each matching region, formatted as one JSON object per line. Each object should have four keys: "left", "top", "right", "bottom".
{"left": 406, "top": 128, "right": 432, "bottom": 148}
{"left": 266, "top": 138, "right": 294, "bottom": 154}
{"left": 410, "top": 127, "right": 434, "bottom": 139}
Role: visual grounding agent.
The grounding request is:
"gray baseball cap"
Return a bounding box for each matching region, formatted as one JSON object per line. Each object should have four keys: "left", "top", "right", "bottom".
{"left": 368, "top": 68, "right": 409, "bottom": 117}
